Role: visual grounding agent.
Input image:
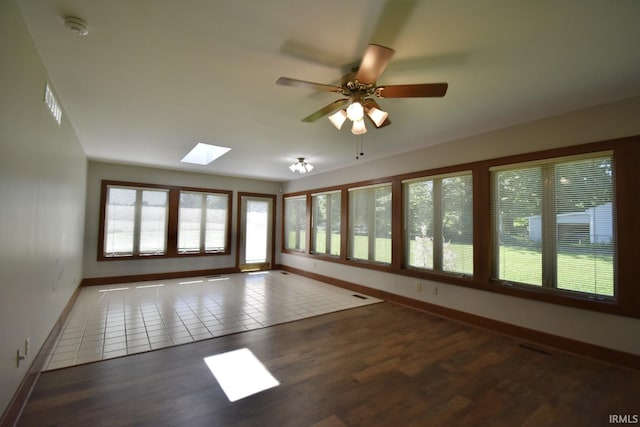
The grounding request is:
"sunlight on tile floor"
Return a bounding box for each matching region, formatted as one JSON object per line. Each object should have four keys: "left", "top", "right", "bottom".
{"left": 44, "top": 271, "right": 381, "bottom": 371}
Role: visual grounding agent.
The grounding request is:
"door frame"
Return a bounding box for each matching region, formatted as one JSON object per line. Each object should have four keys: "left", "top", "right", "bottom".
{"left": 236, "top": 192, "right": 277, "bottom": 271}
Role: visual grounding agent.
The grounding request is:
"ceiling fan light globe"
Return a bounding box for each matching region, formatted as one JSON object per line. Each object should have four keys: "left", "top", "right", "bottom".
{"left": 367, "top": 107, "right": 388, "bottom": 127}
{"left": 328, "top": 110, "right": 348, "bottom": 129}
{"left": 346, "top": 102, "right": 364, "bottom": 121}
{"left": 351, "top": 119, "right": 367, "bottom": 135}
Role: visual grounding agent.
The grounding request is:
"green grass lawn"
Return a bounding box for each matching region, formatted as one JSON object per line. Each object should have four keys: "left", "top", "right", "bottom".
{"left": 497, "top": 245, "right": 613, "bottom": 296}
{"left": 289, "top": 231, "right": 614, "bottom": 297}
{"left": 313, "top": 232, "right": 341, "bottom": 256}
{"left": 350, "top": 235, "right": 392, "bottom": 263}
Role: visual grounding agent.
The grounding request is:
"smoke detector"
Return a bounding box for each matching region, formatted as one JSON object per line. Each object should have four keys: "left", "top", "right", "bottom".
{"left": 64, "top": 16, "right": 88, "bottom": 36}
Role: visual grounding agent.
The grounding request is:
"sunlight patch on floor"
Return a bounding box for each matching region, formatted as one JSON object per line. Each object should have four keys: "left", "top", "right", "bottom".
{"left": 204, "top": 348, "right": 279, "bottom": 402}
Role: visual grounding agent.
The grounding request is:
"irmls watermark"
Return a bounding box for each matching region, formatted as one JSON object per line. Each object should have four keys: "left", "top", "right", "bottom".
{"left": 609, "top": 414, "right": 639, "bottom": 424}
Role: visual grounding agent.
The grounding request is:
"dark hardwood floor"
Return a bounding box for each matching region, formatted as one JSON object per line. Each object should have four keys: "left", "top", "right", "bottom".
{"left": 18, "top": 302, "right": 640, "bottom": 427}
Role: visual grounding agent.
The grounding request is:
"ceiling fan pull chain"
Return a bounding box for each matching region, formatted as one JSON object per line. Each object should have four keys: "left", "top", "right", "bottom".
{"left": 355, "top": 135, "right": 365, "bottom": 160}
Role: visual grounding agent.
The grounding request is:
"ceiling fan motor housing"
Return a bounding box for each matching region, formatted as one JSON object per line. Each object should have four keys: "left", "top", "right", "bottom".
{"left": 340, "top": 71, "right": 376, "bottom": 98}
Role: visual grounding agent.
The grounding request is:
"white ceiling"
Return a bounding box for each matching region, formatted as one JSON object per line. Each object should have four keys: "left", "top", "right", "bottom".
{"left": 17, "top": 0, "right": 640, "bottom": 182}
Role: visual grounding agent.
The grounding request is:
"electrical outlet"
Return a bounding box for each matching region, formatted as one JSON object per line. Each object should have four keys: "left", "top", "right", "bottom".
{"left": 432, "top": 286, "right": 438, "bottom": 296}
{"left": 25, "top": 337, "right": 31, "bottom": 356}
{"left": 416, "top": 282, "right": 422, "bottom": 292}
{"left": 17, "top": 348, "right": 25, "bottom": 368}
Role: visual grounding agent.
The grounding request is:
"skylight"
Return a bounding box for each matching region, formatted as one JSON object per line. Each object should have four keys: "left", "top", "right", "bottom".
{"left": 181, "top": 143, "right": 231, "bottom": 165}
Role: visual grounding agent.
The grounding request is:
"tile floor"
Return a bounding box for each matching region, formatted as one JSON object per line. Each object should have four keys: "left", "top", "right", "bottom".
{"left": 44, "top": 270, "right": 381, "bottom": 371}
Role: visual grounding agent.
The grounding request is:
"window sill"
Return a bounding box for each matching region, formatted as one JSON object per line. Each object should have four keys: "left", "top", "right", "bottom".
{"left": 98, "top": 251, "right": 230, "bottom": 261}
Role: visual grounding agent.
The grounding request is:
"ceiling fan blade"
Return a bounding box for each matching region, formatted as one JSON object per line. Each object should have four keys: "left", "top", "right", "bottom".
{"left": 280, "top": 39, "right": 355, "bottom": 69}
{"left": 276, "top": 77, "right": 341, "bottom": 92}
{"left": 355, "top": 44, "right": 395, "bottom": 84}
{"left": 302, "top": 99, "right": 348, "bottom": 122}
{"left": 363, "top": 98, "right": 382, "bottom": 109}
{"left": 377, "top": 83, "right": 448, "bottom": 98}
{"left": 369, "top": 0, "right": 418, "bottom": 48}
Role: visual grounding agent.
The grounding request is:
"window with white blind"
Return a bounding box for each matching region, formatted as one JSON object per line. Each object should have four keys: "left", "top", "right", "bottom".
{"left": 348, "top": 183, "right": 392, "bottom": 264}
{"left": 311, "top": 191, "right": 341, "bottom": 256}
{"left": 491, "top": 152, "right": 615, "bottom": 297}
{"left": 178, "top": 191, "right": 229, "bottom": 254}
{"left": 404, "top": 172, "right": 473, "bottom": 275}
{"left": 104, "top": 186, "right": 168, "bottom": 257}
{"left": 284, "top": 195, "right": 307, "bottom": 251}
{"left": 100, "top": 181, "right": 231, "bottom": 260}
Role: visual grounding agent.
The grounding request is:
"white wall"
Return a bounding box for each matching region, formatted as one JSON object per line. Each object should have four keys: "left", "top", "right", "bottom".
{"left": 83, "top": 161, "right": 282, "bottom": 279}
{"left": 0, "top": 0, "right": 87, "bottom": 416}
{"left": 282, "top": 96, "right": 640, "bottom": 355}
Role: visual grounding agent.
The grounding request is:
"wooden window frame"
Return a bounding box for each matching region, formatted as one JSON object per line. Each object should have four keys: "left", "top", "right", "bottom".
{"left": 177, "top": 190, "right": 231, "bottom": 255}
{"left": 490, "top": 153, "right": 615, "bottom": 299}
{"left": 281, "top": 135, "right": 640, "bottom": 318}
{"left": 347, "top": 182, "right": 393, "bottom": 265}
{"left": 403, "top": 171, "right": 474, "bottom": 276}
{"left": 98, "top": 180, "right": 232, "bottom": 261}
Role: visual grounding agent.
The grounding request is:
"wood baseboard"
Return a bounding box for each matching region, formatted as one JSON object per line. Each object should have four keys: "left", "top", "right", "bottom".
{"left": 81, "top": 267, "right": 241, "bottom": 287}
{"left": 277, "top": 264, "right": 640, "bottom": 370}
{"left": 0, "top": 285, "right": 82, "bottom": 427}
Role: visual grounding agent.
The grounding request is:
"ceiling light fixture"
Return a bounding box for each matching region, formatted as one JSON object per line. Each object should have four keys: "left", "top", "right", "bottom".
{"left": 346, "top": 100, "right": 364, "bottom": 121}
{"left": 328, "top": 98, "right": 389, "bottom": 135}
{"left": 289, "top": 157, "right": 314, "bottom": 174}
{"left": 366, "top": 105, "right": 389, "bottom": 127}
{"left": 351, "top": 119, "right": 367, "bottom": 135}
{"left": 278, "top": 44, "right": 448, "bottom": 137}
{"left": 328, "top": 109, "right": 348, "bottom": 130}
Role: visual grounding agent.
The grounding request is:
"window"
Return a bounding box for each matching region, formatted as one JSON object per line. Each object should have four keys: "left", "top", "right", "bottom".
{"left": 284, "top": 196, "right": 307, "bottom": 251}
{"left": 348, "top": 184, "right": 392, "bottom": 264}
{"left": 404, "top": 172, "right": 473, "bottom": 275}
{"left": 99, "top": 181, "right": 231, "bottom": 259}
{"left": 311, "top": 191, "right": 341, "bottom": 256}
{"left": 178, "top": 191, "right": 229, "bottom": 254}
{"left": 491, "top": 152, "right": 615, "bottom": 298}
{"left": 104, "top": 185, "right": 168, "bottom": 257}
{"left": 280, "top": 138, "right": 637, "bottom": 316}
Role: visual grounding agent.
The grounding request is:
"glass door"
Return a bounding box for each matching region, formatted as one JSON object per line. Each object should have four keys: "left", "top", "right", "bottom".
{"left": 238, "top": 194, "right": 275, "bottom": 271}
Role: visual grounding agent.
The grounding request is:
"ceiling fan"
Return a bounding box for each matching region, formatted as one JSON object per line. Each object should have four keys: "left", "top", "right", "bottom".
{"left": 276, "top": 44, "right": 448, "bottom": 135}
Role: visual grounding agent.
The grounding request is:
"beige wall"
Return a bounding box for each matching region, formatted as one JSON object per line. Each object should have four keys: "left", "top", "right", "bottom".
{"left": 281, "top": 96, "right": 640, "bottom": 355}
{"left": 83, "top": 161, "right": 282, "bottom": 279}
{"left": 0, "top": 0, "right": 87, "bottom": 416}
{"left": 285, "top": 96, "right": 640, "bottom": 191}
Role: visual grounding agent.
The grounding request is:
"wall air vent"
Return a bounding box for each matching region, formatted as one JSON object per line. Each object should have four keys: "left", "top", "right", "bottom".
{"left": 44, "top": 82, "right": 62, "bottom": 126}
